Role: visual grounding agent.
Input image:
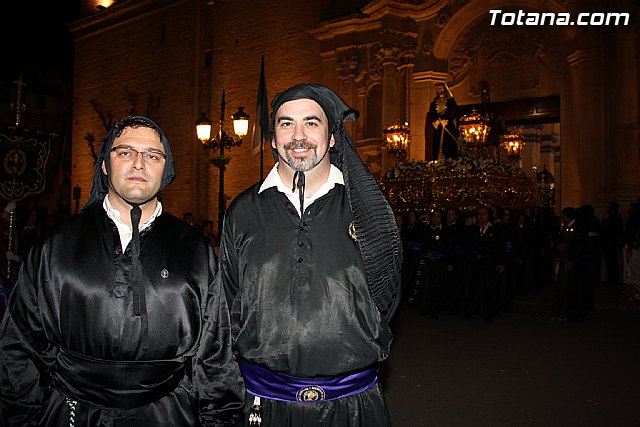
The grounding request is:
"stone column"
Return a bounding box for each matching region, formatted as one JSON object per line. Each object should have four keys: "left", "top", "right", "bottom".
{"left": 336, "top": 50, "right": 358, "bottom": 141}
{"left": 379, "top": 47, "right": 400, "bottom": 172}
{"left": 609, "top": 27, "right": 640, "bottom": 204}
{"left": 381, "top": 47, "right": 400, "bottom": 126}
{"left": 413, "top": 71, "right": 449, "bottom": 162}
{"left": 398, "top": 46, "right": 416, "bottom": 160}
{"left": 563, "top": 48, "right": 605, "bottom": 209}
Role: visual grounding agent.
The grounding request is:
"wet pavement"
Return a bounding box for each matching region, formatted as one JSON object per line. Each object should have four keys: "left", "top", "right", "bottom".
{"left": 381, "top": 284, "right": 640, "bottom": 427}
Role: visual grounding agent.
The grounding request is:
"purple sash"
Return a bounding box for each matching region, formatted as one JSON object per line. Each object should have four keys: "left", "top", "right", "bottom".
{"left": 238, "top": 359, "right": 378, "bottom": 403}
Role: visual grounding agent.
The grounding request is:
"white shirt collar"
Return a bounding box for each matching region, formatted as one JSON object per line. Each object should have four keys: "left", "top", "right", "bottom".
{"left": 103, "top": 195, "right": 163, "bottom": 249}
{"left": 259, "top": 162, "right": 344, "bottom": 216}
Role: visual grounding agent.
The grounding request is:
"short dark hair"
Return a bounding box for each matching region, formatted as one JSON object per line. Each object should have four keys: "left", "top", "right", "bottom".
{"left": 113, "top": 116, "right": 161, "bottom": 140}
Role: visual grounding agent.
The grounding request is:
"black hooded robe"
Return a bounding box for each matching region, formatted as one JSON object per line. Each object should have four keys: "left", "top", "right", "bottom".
{"left": 221, "top": 182, "right": 394, "bottom": 427}
{"left": 0, "top": 203, "right": 243, "bottom": 426}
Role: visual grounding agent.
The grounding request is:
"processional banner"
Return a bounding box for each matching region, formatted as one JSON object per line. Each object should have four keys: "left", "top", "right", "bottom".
{"left": 0, "top": 126, "right": 52, "bottom": 201}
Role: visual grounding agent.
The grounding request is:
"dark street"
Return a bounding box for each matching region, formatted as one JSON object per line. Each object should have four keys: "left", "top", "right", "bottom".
{"left": 382, "top": 284, "right": 640, "bottom": 427}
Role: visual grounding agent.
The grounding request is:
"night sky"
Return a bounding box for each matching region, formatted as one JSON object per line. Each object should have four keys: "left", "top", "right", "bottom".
{"left": 0, "top": 1, "right": 80, "bottom": 83}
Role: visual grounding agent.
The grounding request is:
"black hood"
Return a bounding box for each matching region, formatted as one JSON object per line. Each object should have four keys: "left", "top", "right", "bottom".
{"left": 83, "top": 115, "right": 176, "bottom": 210}
{"left": 269, "top": 83, "right": 359, "bottom": 167}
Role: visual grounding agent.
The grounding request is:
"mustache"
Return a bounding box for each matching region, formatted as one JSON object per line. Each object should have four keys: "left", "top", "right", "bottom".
{"left": 284, "top": 140, "right": 317, "bottom": 150}
{"left": 125, "top": 173, "right": 149, "bottom": 180}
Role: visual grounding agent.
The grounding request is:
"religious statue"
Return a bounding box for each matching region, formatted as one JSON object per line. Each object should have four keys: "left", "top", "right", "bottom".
{"left": 427, "top": 82, "right": 459, "bottom": 160}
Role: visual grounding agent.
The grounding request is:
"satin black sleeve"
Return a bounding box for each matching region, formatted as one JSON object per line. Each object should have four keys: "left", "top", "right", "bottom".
{"left": 0, "top": 246, "right": 57, "bottom": 426}
{"left": 219, "top": 211, "right": 239, "bottom": 313}
{"left": 194, "top": 244, "right": 244, "bottom": 427}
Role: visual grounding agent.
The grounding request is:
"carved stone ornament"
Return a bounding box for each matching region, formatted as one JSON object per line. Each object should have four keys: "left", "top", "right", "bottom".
{"left": 422, "top": 41, "right": 434, "bottom": 57}
{"left": 449, "top": 22, "right": 544, "bottom": 80}
{"left": 337, "top": 52, "right": 359, "bottom": 95}
{"left": 399, "top": 47, "right": 417, "bottom": 66}
{"left": 436, "top": 6, "right": 452, "bottom": 27}
{"left": 367, "top": 45, "right": 384, "bottom": 82}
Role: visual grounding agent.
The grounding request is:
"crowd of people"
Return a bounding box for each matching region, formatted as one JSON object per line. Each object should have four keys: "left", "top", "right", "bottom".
{"left": 396, "top": 201, "right": 638, "bottom": 323}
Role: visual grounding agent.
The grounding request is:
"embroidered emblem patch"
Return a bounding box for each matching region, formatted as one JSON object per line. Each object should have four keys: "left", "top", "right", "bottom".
{"left": 296, "top": 385, "right": 326, "bottom": 401}
{"left": 348, "top": 222, "right": 358, "bottom": 241}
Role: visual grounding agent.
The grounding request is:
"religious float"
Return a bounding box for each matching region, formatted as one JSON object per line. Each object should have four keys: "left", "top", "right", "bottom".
{"left": 379, "top": 109, "right": 542, "bottom": 213}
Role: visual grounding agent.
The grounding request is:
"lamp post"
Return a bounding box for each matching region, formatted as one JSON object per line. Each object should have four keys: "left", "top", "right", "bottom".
{"left": 196, "top": 90, "right": 249, "bottom": 239}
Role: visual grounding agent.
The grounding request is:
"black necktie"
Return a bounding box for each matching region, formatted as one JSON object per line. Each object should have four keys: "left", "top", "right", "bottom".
{"left": 130, "top": 205, "right": 149, "bottom": 351}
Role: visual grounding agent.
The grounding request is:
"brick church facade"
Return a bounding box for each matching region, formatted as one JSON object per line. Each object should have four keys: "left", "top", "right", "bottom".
{"left": 70, "top": 0, "right": 640, "bottom": 224}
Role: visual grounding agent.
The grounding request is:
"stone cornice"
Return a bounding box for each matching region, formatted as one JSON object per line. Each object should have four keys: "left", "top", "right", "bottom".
{"left": 69, "top": 0, "right": 189, "bottom": 40}
{"left": 433, "top": 0, "right": 575, "bottom": 60}
{"left": 413, "top": 70, "right": 450, "bottom": 83}
{"left": 311, "top": 0, "right": 442, "bottom": 41}
{"left": 362, "top": 0, "right": 443, "bottom": 23}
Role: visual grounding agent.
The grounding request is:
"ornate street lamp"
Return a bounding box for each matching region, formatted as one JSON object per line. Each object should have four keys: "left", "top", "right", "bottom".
{"left": 383, "top": 119, "right": 410, "bottom": 161}
{"left": 196, "top": 90, "right": 249, "bottom": 239}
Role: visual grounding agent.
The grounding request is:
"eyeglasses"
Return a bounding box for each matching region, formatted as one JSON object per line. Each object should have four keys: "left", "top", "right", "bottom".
{"left": 110, "top": 146, "right": 166, "bottom": 164}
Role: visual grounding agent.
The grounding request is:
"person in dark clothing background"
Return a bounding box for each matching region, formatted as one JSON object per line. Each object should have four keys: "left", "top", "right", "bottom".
{"left": 403, "top": 210, "right": 425, "bottom": 305}
{"left": 601, "top": 201, "right": 624, "bottom": 286}
{"left": 0, "top": 116, "right": 244, "bottom": 426}
{"left": 417, "top": 209, "right": 453, "bottom": 318}
{"left": 220, "top": 84, "right": 402, "bottom": 426}
{"left": 578, "top": 204, "right": 601, "bottom": 315}
{"left": 464, "top": 206, "right": 505, "bottom": 323}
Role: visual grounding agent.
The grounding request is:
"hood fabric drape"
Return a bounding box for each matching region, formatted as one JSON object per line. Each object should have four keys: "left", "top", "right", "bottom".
{"left": 270, "top": 84, "right": 403, "bottom": 318}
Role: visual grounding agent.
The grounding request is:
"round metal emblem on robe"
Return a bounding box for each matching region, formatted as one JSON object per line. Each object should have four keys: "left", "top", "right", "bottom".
{"left": 160, "top": 269, "right": 169, "bottom": 279}
{"left": 296, "top": 385, "right": 325, "bottom": 401}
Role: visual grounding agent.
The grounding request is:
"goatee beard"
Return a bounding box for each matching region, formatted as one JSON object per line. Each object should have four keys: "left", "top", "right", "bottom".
{"left": 283, "top": 140, "right": 318, "bottom": 172}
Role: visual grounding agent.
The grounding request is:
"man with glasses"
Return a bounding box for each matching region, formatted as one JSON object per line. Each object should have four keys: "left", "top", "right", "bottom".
{"left": 0, "top": 116, "right": 244, "bottom": 426}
